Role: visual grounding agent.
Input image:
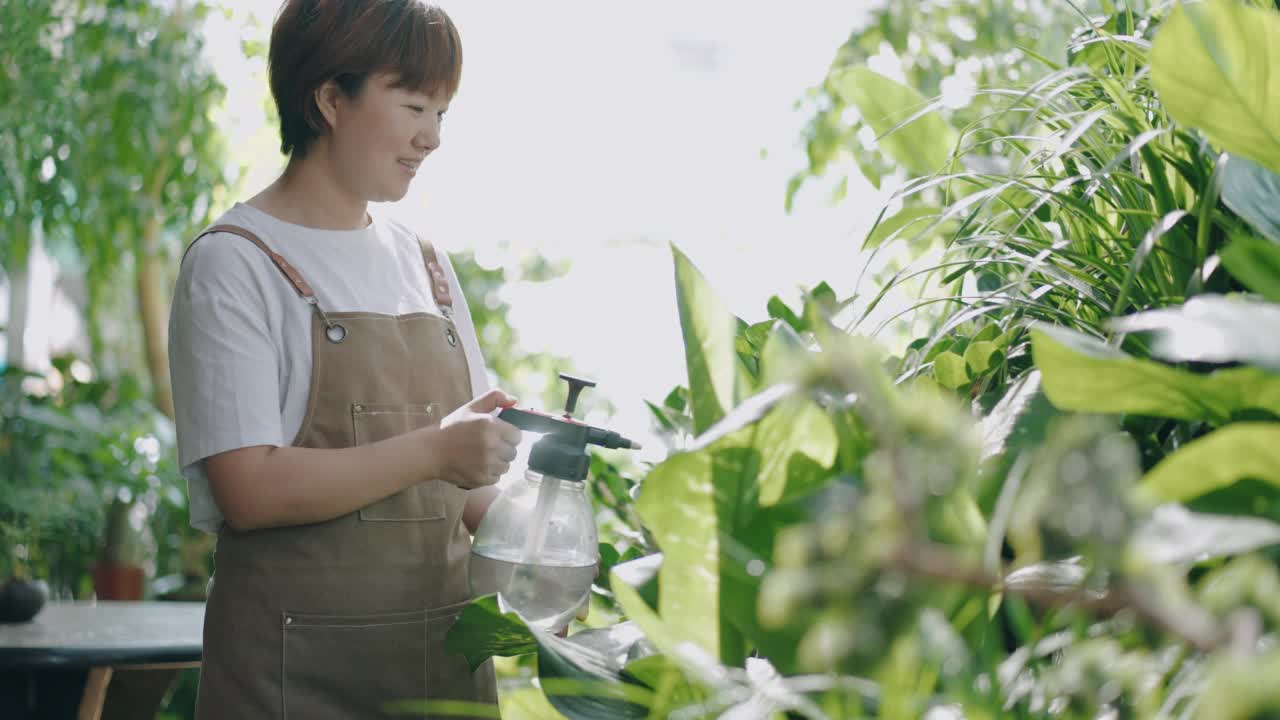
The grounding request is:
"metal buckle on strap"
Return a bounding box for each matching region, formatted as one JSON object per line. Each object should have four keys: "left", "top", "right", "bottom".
{"left": 307, "top": 296, "right": 346, "bottom": 343}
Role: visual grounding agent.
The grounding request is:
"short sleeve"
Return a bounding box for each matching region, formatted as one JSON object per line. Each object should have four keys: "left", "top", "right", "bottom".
{"left": 168, "top": 234, "right": 287, "bottom": 479}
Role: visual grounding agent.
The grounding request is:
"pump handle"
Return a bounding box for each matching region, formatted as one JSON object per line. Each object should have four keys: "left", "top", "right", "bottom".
{"left": 559, "top": 373, "right": 597, "bottom": 418}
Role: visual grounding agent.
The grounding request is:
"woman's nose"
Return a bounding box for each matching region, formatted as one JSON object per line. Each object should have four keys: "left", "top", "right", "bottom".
{"left": 414, "top": 122, "right": 440, "bottom": 154}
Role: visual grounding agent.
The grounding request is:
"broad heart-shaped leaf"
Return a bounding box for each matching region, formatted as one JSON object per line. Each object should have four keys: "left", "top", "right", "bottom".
{"left": 964, "top": 341, "right": 1002, "bottom": 375}
{"left": 1130, "top": 503, "right": 1280, "bottom": 565}
{"left": 1030, "top": 325, "right": 1280, "bottom": 425}
{"left": 830, "top": 66, "right": 959, "bottom": 177}
{"left": 634, "top": 395, "right": 836, "bottom": 668}
{"left": 1222, "top": 154, "right": 1280, "bottom": 243}
{"left": 932, "top": 351, "right": 970, "bottom": 389}
{"left": 1150, "top": 0, "right": 1280, "bottom": 174}
{"left": 673, "top": 245, "right": 751, "bottom": 436}
{"left": 1137, "top": 423, "right": 1280, "bottom": 503}
{"left": 1109, "top": 295, "right": 1280, "bottom": 372}
{"left": 1221, "top": 234, "right": 1280, "bottom": 303}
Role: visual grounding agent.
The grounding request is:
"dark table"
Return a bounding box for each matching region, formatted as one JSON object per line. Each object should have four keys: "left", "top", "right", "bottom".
{"left": 0, "top": 601, "right": 204, "bottom": 719}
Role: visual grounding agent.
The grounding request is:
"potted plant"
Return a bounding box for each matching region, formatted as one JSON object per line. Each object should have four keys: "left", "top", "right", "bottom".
{"left": 0, "top": 522, "right": 50, "bottom": 623}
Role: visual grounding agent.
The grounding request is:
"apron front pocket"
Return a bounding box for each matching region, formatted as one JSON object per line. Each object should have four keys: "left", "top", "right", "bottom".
{"left": 282, "top": 608, "right": 430, "bottom": 719}
{"left": 353, "top": 402, "right": 446, "bottom": 521}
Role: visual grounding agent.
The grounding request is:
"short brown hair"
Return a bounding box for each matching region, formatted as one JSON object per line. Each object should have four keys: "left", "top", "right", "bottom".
{"left": 268, "top": 0, "right": 462, "bottom": 158}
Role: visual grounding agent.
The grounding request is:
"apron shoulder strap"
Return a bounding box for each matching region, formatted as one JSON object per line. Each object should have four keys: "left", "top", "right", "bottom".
{"left": 415, "top": 236, "right": 455, "bottom": 313}
{"left": 185, "top": 223, "right": 316, "bottom": 300}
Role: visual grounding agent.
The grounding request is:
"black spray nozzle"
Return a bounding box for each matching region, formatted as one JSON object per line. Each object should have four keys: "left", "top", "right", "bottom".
{"left": 495, "top": 374, "right": 640, "bottom": 480}
{"left": 586, "top": 427, "right": 641, "bottom": 450}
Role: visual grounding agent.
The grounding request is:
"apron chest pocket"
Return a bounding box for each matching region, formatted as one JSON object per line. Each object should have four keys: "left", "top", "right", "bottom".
{"left": 282, "top": 609, "right": 429, "bottom": 719}
{"left": 352, "top": 403, "right": 446, "bottom": 522}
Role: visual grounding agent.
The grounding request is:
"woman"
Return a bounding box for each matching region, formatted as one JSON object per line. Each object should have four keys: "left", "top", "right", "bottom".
{"left": 167, "top": 2, "right": 515, "bottom": 717}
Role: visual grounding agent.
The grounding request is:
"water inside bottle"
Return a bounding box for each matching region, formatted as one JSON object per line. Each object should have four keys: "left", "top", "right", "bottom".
{"left": 469, "top": 548, "right": 596, "bottom": 631}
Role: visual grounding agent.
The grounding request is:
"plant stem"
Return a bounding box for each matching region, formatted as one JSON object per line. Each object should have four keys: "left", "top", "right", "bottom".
{"left": 891, "top": 540, "right": 1224, "bottom": 653}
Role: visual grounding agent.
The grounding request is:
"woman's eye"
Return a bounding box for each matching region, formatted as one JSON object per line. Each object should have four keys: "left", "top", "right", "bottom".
{"left": 407, "top": 105, "right": 425, "bottom": 114}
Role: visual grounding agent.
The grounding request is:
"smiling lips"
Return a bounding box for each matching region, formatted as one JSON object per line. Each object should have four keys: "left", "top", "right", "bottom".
{"left": 398, "top": 158, "right": 422, "bottom": 175}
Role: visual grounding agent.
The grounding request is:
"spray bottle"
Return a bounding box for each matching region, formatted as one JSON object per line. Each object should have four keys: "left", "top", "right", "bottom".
{"left": 468, "top": 374, "right": 640, "bottom": 632}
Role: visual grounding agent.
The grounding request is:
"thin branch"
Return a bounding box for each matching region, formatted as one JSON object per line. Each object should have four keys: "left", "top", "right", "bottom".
{"left": 891, "top": 541, "right": 1225, "bottom": 654}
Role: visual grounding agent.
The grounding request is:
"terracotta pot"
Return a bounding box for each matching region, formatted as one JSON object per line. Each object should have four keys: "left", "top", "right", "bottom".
{"left": 92, "top": 564, "right": 146, "bottom": 601}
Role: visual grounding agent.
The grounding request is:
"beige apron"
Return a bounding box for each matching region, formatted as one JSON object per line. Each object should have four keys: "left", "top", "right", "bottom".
{"left": 187, "top": 224, "right": 498, "bottom": 719}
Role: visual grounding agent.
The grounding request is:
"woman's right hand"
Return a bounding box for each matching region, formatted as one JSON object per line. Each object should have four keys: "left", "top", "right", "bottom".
{"left": 428, "top": 389, "right": 522, "bottom": 490}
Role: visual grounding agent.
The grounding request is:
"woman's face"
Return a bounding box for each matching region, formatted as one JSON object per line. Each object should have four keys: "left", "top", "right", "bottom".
{"left": 323, "top": 72, "right": 449, "bottom": 203}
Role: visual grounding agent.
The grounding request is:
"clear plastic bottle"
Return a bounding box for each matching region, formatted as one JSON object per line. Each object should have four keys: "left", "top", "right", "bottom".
{"left": 469, "top": 469, "right": 598, "bottom": 632}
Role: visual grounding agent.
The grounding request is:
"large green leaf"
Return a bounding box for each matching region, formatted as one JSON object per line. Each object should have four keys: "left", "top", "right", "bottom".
{"left": 1151, "top": 0, "right": 1280, "bottom": 174}
{"left": 1030, "top": 325, "right": 1280, "bottom": 424}
{"left": 830, "top": 66, "right": 959, "bottom": 177}
{"left": 1221, "top": 234, "right": 1280, "bottom": 302}
{"left": 1109, "top": 295, "right": 1280, "bottom": 372}
{"left": 1222, "top": 154, "right": 1280, "bottom": 243}
{"left": 634, "top": 395, "right": 836, "bottom": 667}
{"left": 1138, "top": 423, "right": 1280, "bottom": 503}
{"left": 610, "top": 555, "right": 686, "bottom": 657}
{"left": 672, "top": 245, "right": 750, "bottom": 436}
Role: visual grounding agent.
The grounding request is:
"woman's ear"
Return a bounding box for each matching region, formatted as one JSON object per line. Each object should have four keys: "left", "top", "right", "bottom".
{"left": 314, "top": 79, "right": 342, "bottom": 131}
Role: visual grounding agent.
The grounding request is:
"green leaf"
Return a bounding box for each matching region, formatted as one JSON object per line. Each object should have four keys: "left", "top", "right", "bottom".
{"left": 978, "top": 371, "right": 1061, "bottom": 505}
{"left": 1138, "top": 423, "right": 1280, "bottom": 503}
{"left": 663, "top": 387, "right": 688, "bottom": 413}
{"left": 766, "top": 296, "right": 806, "bottom": 333}
{"left": 1150, "top": 0, "right": 1280, "bottom": 174}
{"left": 1221, "top": 234, "right": 1280, "bottom": 303}
{"left": 964, "top": 341, "right": 1002, "bottom": 375}
{"left": 932, "top": 351, "right": 970, "bottom": 389}
{"left": 1031, "top": 325, "right": 1280, "bottom": 425}
{"left": 645, "top": 400, "right": 677, "bottom": 432}
{"left": 610, "top": 555, "right": 686, "bottom": 657}
{"left": 444, "top": 594, "right": 537, "bottom": 671}
{"left": 634, "top": 393, "right": 836, "bottom": 665}
{"left": 442, "top": 596, "right": 654, "bottom": 718}
{"left": 1130, "top": 503, "right": 1280, "bottom": 564}
{"left": 623, "top": 655, "right": 708, "bottom": 713}
{"left": 536, "top": 624, "right": 653, "bottom": 720}
{"left": 759, "top": 322, "right": 812, "bottom": 388}
{"left": 672, "top": 245, "right": 749, "bottom": 436}
{"left": 496, "top": 688, "right": 564, "bottom": 719}
{"left": 1222, "top": 154, "right": 1280, "bottom": 243}
{"left": 1109, "top": 295, "right": 1280, "bottom": 372}
{"left": 830, "top": 66, "right": 959, "bottom": 177}
{"left": 863, "top": 205, "right": 941, "bottom": 250}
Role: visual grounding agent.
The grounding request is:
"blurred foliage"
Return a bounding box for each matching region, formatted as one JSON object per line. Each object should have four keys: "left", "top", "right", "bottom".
{"left": 450, "top": 1, "right": 1280, "bottom": 718}
{"left": 0, "top": 358, "right": 193, "bottom": 597}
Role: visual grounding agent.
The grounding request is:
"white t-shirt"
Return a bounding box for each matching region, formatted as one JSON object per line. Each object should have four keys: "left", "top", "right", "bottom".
{"left": 168, "top": 202, "right": 490, "bottom": 533}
